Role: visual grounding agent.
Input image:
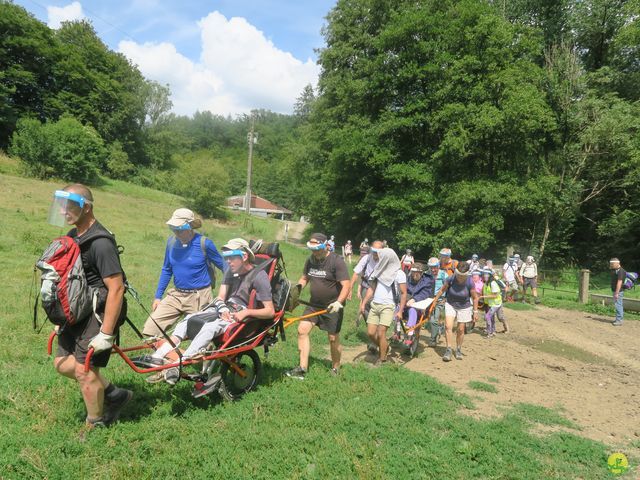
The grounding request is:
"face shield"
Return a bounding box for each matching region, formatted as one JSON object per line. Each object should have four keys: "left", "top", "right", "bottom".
{"left": 47, "top": 190, "right": 90, "bottom": 227}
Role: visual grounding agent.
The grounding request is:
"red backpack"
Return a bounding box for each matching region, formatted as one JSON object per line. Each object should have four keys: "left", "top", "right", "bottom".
{"left": 35, "top": 236, "right": 95, "bottom": 328}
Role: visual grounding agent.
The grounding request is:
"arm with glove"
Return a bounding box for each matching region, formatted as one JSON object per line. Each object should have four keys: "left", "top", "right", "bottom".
{"left": 88, "top": 273, "right": 125, "bottom": 354}
{"left": 327, "top": 278, "right": 351, "bottom": 313}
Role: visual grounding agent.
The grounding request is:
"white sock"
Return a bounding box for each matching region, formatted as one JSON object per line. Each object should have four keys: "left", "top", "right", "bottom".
{"left": 153, "top": 340, "right": 181, "bottom": 359}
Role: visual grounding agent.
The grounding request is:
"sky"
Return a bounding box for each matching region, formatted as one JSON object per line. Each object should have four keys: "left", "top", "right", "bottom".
{"left": 14, "top": 0, "right": 336, "bottom": 116}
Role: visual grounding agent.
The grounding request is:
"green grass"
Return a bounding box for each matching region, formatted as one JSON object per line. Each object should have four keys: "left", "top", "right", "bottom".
{"left": 517, "top": 338, "right": 613, "bottom": 366}
{"left": 0, "top": 172, "right": 620, "bottom": 479}
{"left": 503, "top": 302, "right": 537, "bottom": 311}
{"left": 509, "top": 403, "right": 580, "bottom": 430}
{"left": 468, "top": 381, "right": 498, "bottom": 393}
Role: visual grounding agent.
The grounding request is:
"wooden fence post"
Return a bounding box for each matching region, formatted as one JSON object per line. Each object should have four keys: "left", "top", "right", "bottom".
{"left": 578, "top": 269, "right": 590, "bottom": 304}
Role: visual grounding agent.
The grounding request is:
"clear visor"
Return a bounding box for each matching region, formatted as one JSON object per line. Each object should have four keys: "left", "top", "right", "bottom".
{"left": 47, "top": 190, "right": 88, "bottom": 227}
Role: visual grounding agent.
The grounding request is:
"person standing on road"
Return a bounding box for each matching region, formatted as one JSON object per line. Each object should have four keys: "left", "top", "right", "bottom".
{"left": 286, "top": 233, "right": 350, "bottom": 379}
{"left": 48, "top": 184, "right": 131, "bottom": 428}
{"left": 344, "top": 240, "right": 353, "bottom": 265}
{"left": 502, "top": 257, "right": 520, "bottom": 302}
{"left": 610, "top": 258, "right": 625, "bottom": 326}
{"left": 520, "top": 256, "right": 539, "bottom": 304}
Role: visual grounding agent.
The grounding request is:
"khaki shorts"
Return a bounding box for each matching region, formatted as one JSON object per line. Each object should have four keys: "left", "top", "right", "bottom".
{"left": 444, "top": 304, "right": 473, "bottom": 323}
{"left": 367, "top": 302, "right": 395, "bottom": 327}
{"left": 142, "top": 287, "right": 213, "bottom": 337}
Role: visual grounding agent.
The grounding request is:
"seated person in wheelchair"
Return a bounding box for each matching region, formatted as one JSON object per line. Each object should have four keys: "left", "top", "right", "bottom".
{"left": 403, "top": 262, "right": 434, "bottom": 345}
{"left": 138, "top": 238, "right": 274, "bottom": 384}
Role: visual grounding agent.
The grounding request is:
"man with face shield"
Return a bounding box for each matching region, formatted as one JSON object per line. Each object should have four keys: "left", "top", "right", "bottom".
{"left": 48, "top": 184, "right": 131, "bottom": 428}
{"left": 285, "top": 233, "right": 350, "bottom": 380}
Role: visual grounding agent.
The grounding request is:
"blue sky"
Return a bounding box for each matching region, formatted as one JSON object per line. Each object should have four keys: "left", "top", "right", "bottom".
{"left": 14, "top": 0, "right": 337, "bottom": 115}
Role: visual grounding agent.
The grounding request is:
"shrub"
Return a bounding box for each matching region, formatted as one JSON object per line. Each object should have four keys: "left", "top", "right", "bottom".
{"left": 9, "top": 115, "right": 107, "bottom": 184}
{"left": 106, "top": 141, "right": 135, "bottom": 179}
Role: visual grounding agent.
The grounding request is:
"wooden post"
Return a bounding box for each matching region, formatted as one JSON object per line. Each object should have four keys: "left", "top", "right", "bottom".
{"left": 578, "top": 269, "right": 590, "bottom": 304}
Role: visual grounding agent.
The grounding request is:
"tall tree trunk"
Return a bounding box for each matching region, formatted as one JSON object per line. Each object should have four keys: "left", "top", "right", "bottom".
{"left": 539, "top": 214, "right": 550, "bottom": 262}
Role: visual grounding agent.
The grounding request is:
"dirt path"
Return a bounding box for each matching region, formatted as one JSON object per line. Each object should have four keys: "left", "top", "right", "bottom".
{"left": 275, "top": 220, "right": 308, "bottom": 244}
{"left": 343, "top": 305, "right": 640, "bottom": 453}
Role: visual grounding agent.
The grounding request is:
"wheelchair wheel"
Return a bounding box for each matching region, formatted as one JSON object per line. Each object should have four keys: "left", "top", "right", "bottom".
{"left": 409, "top": 336, "right": 419, "bottom": 357}
{"left": 219, "top": 350, "right": 262, "bottom": 401}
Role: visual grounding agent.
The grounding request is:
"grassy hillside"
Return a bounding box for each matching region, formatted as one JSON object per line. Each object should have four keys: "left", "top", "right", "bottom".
{"left": 0, "top": 173, "right": 617, "bottom": 479}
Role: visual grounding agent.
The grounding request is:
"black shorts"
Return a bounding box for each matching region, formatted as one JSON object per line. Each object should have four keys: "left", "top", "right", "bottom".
{"left": 56, "top": 314, "right": 117, "bottom": 368}
{"left": 303, "top": 306, "right": 343, "bottom": 335}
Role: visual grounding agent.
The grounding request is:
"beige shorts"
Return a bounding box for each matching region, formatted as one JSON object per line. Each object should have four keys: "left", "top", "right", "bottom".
{"left": 367, "top": 302, "right": 395, "bottom": 327}
{"left": 444, "top": 304, "right": 473, "bottom": 323}
{"left": 142, "top": 287, "right": 213, "bottom": 337}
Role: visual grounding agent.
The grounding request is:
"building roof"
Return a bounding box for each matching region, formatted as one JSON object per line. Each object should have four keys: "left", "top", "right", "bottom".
{"left": 226, "top": 194, "right": 293, "bottom": 215}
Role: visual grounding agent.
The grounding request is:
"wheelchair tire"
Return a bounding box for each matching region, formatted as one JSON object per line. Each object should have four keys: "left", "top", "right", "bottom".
{"left": 409, "top": 337, "right": 419, "bottom": 357}
{"left": 219, "top": 350, "right": 262, "bottom": 401}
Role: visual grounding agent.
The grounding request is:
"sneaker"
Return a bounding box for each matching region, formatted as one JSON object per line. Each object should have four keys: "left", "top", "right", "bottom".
{"left": 367, "top": 343, "right": 378, "bottom": 354}
{"left": 164, "top": 367, "right": 180, "bottom": 386}
{"left": 192, "top": 373, "right": 222, "bottom": 398}
{"left": 330, "top": 367, "right": 340, "bottom": 376}
{"left": 103, "top": 388, "right": 133, "bottom": 425}
{"left": 455, "top": 348, "right": 463, "bottom": 360}
{"left": 612, "top": 321, "right": 623, "bottom": 326}
{"left": 285, "top": 366, "right": 306, "bottom": 380}
{"left": 501, "top": 320, "right": 510, "bottom": 334}
{"left": 442, "top": 348, "right": 452, "bottom": 362}
{"left": 131, "top": 354, "right": 164, "bottom": 368}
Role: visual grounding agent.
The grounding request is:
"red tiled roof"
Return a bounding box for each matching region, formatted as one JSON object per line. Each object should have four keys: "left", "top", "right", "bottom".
{"left": 227, "top": 194, "right": 292, "bottom": 214}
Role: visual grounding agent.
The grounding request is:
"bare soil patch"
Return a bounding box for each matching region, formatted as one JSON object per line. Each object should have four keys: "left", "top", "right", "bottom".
{"left": 342, "top": 305, "right": 640, "bottom": 454}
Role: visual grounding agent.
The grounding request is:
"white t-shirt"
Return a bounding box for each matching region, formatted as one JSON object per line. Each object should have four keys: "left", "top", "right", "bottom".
{"left": 372, "top": 270, "right": 406, "bottom": 305}
{"left": 503, "top": 263, "right": 517, "bottom": 282}
{"left": 401, "top": 255, "right": 414, "bottom": 265}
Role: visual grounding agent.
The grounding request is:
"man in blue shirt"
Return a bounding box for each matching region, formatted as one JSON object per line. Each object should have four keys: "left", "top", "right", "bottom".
{"left": 142, "top": 209, "right": 225, "bottom": 342}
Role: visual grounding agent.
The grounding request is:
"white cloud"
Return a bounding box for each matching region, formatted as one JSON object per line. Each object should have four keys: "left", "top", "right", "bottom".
{"left": 47, "top": 2, "right": 85, "bottom": 29}
{"left": 118, "top": 11, "right": 319, "bottom": 116}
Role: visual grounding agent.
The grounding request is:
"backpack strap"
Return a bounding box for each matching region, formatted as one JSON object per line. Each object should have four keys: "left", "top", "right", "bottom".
{"left": 200, "top": 235, "right": 216, "bottom": 289}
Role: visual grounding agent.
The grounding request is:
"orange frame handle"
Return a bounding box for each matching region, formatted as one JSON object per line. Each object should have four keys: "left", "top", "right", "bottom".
{"left": 283, "top": 309, "right": 328, "bottom": 329}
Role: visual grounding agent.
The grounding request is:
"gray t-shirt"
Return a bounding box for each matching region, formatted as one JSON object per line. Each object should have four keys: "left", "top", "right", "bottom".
{"left": 222, "top": 267, "right": 272, "bottom": 307}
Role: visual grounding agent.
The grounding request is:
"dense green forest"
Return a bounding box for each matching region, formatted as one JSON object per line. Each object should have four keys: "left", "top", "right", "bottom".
{"left": 1, "top": 0, "right": 639, "bottom": 267}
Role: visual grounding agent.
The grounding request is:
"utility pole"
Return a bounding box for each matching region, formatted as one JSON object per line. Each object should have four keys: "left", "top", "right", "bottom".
{"left": 245, "top": 112, "right": 256, "bottom": 214}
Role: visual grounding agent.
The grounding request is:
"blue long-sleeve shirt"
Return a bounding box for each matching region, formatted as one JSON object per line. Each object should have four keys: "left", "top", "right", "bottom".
{"left": 155, "top": 233, "right": 226, "bottom": 299}
{"left": 407, "top": 275, "right": 434, "bottom": 302}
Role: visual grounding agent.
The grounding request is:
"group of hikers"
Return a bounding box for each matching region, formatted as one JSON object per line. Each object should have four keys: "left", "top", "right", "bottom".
{"left": 41, "top": 183, "right": 626, "bottom": 430}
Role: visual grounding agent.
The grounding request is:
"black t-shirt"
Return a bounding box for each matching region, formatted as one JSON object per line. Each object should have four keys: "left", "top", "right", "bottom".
{"left": 69, "top": 221, "right": 123, "bottom": 289}
{"left": 303, "top": 253, "right": 349, "bottom": 305}
{"left": 611, "top": 268, "right": 626, "bottom": 291}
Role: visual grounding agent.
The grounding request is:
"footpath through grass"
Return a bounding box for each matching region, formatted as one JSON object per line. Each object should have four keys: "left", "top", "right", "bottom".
{"left": 0, "top": 173, "right": 621, "bottom": 479}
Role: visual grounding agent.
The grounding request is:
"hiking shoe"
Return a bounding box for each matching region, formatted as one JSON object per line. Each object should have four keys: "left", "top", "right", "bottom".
{"left": 330, "top": 367, "right": 340, "bottom": 376}
{"left": 367, "top": 343, "right": 378, "bottom": 354}
{"left": 612, "top": 321, "right": 623, "bottom": 327}
{"left": 455, "top": 348, "right": 463, "bottom": 360}
{"left": 192, "top": 373, "right": 222, "bottom": 398}
{"left": 285, "top": 366, "right": 306, "bottom": 380}
{"left": 131, "top": 354, "right": 164, "bottom": 368}
{"left": 164, "top": 367, "right": 180, "bottom": 386}
{"left": 501, "top": 321, "right": 510, "bottom": 334}
{"left": 103, "top": 388, "right": 133, "bottom": 426}
{"left": 442, "top": 348, "right": 452, "bottom": 362}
